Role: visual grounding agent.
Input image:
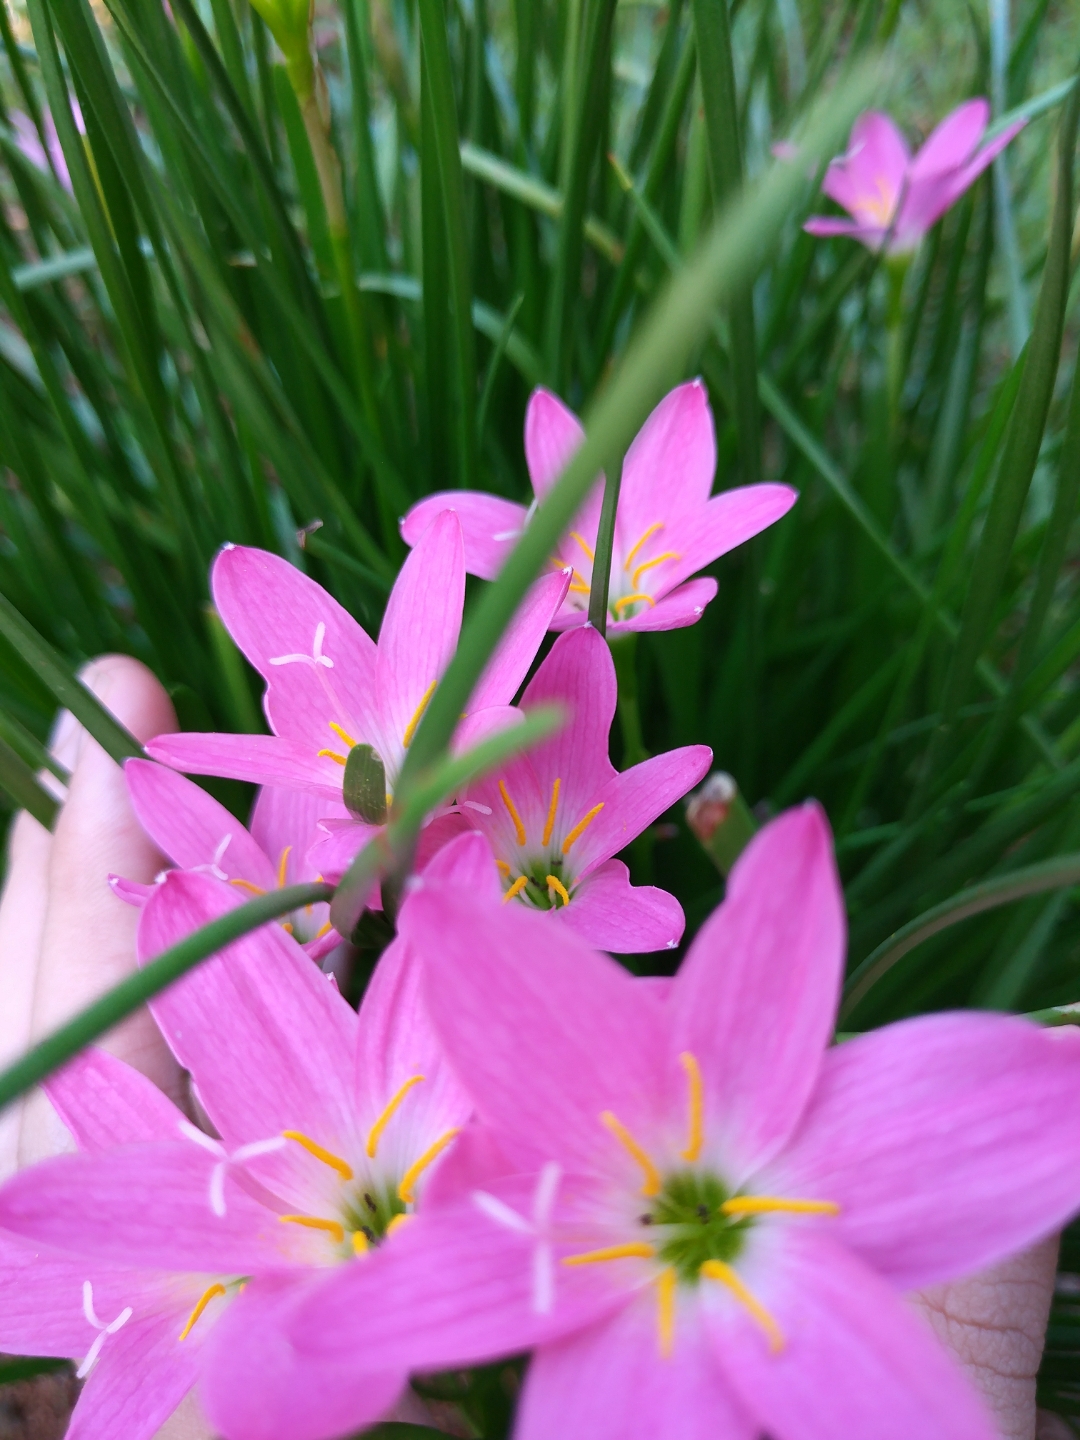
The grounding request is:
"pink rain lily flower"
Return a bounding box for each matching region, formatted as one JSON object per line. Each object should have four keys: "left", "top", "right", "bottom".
{"left": 457, "top": 625, "right": 710, "bottom": 951}
{"left": 284, "top": 804, "right": 1080, "bottom": 1440}
{"left": 0, "top": 868, "right": 471, "bottom": 1440}
{"left": 111, "top": 760, "right": 344, "bottom": 960}
{"left": 402, "top": 381, "right": 796, "bottom": 633}
{"left": 146, "top": 512, "right": 570, "bottom": 883}
{"left": 805, "top": 100, "right": 1026, "bottom": 254}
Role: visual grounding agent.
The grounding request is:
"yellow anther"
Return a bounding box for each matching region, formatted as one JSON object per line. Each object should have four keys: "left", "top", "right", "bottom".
{"left": 277, "top": 845, "right": 292, "bottom": 889}
{"left": 656, "top": 1267, "right": 677, "bottom": 1358}
{"left": 700, "top": 1261, "right": 784, "bottom": 1352}
{"left": 600, "top": 1111, "right": 661, "bottom": 1197}
{"left": 562, "top": 803, "right": 604, "bottom": 855}
{"left": 546, "top": 875, "right": 571, "bottom": 908}
{"left": 496, "top": 859, "right": 512, "bottom": 877}
{"left": 386, "top": 1213, "right": 413, "bottom": 1237}
{"left": 314, "top": 920, "right": 333, "bottom": 939}
{"left": 569, "top": 531, "right": 595, "bottom": 562}
{"left": 178, "top": 1283, "right": 226, "bottom": 1341}
{"left": 612, "top": 593, "right": 656, "bottom": 616}
{"left": 720, "top": 1196, "right": 841, "bottom": 1218}
{"left": 498, "top": 780, "right": 527, "bottom": 846}
{"left": 366, "top": 1075, "right": 426, "bottom": 1158}
{"left": 631, "top": 551, "right": 680, "bottom": 592}
{"left": 503, "top": 875, "right": 529, "bottom": 903}
{"left": 562, "top": 1242, "right": 656, "bottom": 1266}
{"left": 624, "top": 522, "right": 664, "bottom": 571}
{"left": 403, "top": 681, "right": 437, "bottom": 748}
{"left": 351, "top": 1229, "right": 369, "bottom": 1255}
{"left": 229, "top": 877, "right": 266, "bottom": 896}
{"left": 398, "top": 1128, "right": 461, "bottom": 1203}
{"left": 328, "top": 721, "right": 358, "bottom": 749}
{"left": 280, "top": 1215, "right": 346, "bottom": 1245}
{"left": 317, "top": 749, "right": 348, "bottom": 766}
{"left": 680, "top": 1053, "right": 704, "bottom": 1163}
{"left": 282, "top": 1130, "right": 353, "bottom": 1181}
{"left": 281, "top": 921, "right": 294, "bottom": 935}
{"left": 542, "top": 778, "right": 561, "bottom": 848}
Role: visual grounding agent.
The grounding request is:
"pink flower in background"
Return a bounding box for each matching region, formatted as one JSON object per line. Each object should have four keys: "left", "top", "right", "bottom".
{"left": 402, "top": 382, "right": 796, "bottom": 633}
{"left": 285, "top": 804, "right": 1080, "bottom": 1440}
{"left": 111, "top": 760, "right": 344, "bottom": 960}
{"left": 146, "top": 513, "right": 569, "bottom": 883}
{"left": 805, "top": 100, "right": 1026, "bottom": 253}
{"left": 458, "top": 626, "right": 710, "bottom": 952}
{"left": 0, "top": 869, "right": 472, "bottom": 1440}
{"left": 9, "top": 104, "right": 76, "bottom": 190}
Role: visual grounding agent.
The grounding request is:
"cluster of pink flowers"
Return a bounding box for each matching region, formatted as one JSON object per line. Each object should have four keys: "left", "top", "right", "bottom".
{"left": 1, "top": 262, "right": 1078, "bottom": 1437}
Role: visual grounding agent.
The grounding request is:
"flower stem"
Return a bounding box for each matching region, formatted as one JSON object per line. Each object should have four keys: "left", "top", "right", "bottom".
{"left": 610, "top": 632, "right": 647, "bottom": 767}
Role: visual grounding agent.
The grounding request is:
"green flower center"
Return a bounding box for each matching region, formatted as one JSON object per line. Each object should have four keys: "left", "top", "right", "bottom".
{"left": 639, "top": 1170, "right": 751, "bottom": 1284}
{"left": 341, "top": 1182, "right": 406, "bottom": 1246}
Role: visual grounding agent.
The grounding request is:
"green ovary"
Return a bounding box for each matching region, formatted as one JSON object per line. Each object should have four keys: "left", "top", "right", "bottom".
{"left": 641, "top": 1170, "right": 750, "bottom": 1283}
{"left": 340, "top": 1182, "right": 406, "bottom": 1246}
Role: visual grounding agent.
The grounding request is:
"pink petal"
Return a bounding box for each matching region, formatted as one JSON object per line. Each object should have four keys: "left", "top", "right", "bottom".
{"left": 211, "top": 545, "right": 382, "bottom": 751}
{"left": 419, "top": 830, "right": 503, "bottom": 898}
{"left": 400, "top": 882, "right": 669, "bottom": 1172}
{"left": 138, "top": 872, "right": 359, "bottom": 1158}
{"left": 125, "top": 759, "right": 276, "bottom": 888}
{"left": 145, "top": 733, "right": 345, "bottom": 803}
{"left": 108, "top": 875, "right": 154, "bottom": 906}
{"left": 607, "top": 577, "right": 718, "bottom": 634}
{"left": 615, "top": 381, "right": 716, "bottom": 552}
{"left": 518, "top": 1289, "right": 755, "bottom": 1440}
{"left": 558, "top": 859, "right": 684, "bottom": 953}
{"left": 670, "top": 803, "right": 844, "bottom": 1182}
{"left": 665, "top": 485, "right": 798, "bottom": 588}
{"left": 520, "top": 627, "right": 618, "bottom": 809}
{"left": 524, "top": 388, "right": 587, "bottom": 499}
{"left": 377, "top": 511, "right": 465, "bottom": 751}
{"left": 46, "top": 1049, "right": 186, "bottom": 1152}
{"left": 72, "top": 1310, "right": 200, "bottom": 1440}
{"left": 824, "top": 111, "right": 909, "bottom": 214}
{"left": 803, "top": 216, "right": 883, "bottom": 243}
{"left": 773, "top": 1011, "right": 1080, "bottom": 1292}
{"left": 200, "top": 1275, "right": 405, "bottom": 1440}
{"left": 0, "top": 1229, "right": 143, "bottom": 1356}
{"left": 250, "top": 785, "right": 348, "bottom": 880}
{"left": 0, "top": 1145, "right": 293, "bottom": 1273}
{"left": 400, "top": 493, "right": 528, "bottom": 581}
{"left": 908, "top": 99, "right": 990, "bottom": 184}
{"left": 708, "top": 1233, "right": 997, "bottom": 1440}
{"left": 305, "top": 816, "right": 382, "bottom": 885}
{"left": 903, "top": 118, "right": 1026, "bottom": 235}
{"left": 573, "top": 745, "right": 711, "bottom": 875}
{"left": 470, "top": 569, "right": 571, "bottom": 709}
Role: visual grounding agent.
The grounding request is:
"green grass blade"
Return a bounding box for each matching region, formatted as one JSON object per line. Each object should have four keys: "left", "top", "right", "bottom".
{"left": 0, "top": 732, "right": 58, "bottom": 827}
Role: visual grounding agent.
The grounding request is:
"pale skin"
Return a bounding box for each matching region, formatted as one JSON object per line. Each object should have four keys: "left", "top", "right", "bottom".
{"left": 0, "top": 655, "right": 1061, "bottom": 1440}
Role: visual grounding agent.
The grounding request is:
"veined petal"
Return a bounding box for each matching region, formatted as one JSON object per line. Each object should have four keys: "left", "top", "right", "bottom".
{"left": 46, "top": 1049, "right": 187, "bottom": 1153}
{"left": 707, "top": 1233, "right": 997, "bottom": 1440}
{"left": 670, "top": 804, "right": 844, "bottom": 1182}
{"left": 772, "top": 1012, "right": 1080, "bottom": 1292}
{"left": 70, "top": 1309, "right": 200, "bottom": 1440}
{"left": 400, "top": 883, "right": 668, "bottom": 1172}
{"left": 557, "top": 860, "right": 685, "bottom": 954}
{"left": 615, "top": 381, "right": 716, "bottom": 551}
{"left": 145, "top": 733, "right": 345, "bottom": 804}
{"left": 400, "top": 493, "right": 528, "bottom": 581}
{"left": 250, "top": 786, "right": 348, "bottom": 882}
{"left": 520, "top": 628, "right": 618, "bottom": 810}
{"left": 573, "top": 746, "right": 712, "bottom": 875}
{"left": 662, "top": 485, "right": 798, "bottom": 591}
{"left": 470, "top": 570, "right": 572, "bottom": 709}
{"left": 305, "top": 817, "right": 383, "bottom": 887}
{"left": 606, "top": 577, "right": 717, "bottom": 634}
{"left": 0, "top": 1229, "right": 148, "bottom": 1356}
{"left": 525, "top": 388, "right": 587, "bottom": 499}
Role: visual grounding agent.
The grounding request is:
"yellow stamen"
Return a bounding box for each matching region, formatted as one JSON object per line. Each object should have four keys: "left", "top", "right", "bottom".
{"left": 229, "top": 877, "right": 266, "bottom": 896}
{"left": 546, "top": 875, "right": 571, "bottom": 907}
{"left": 352, "top": 1229, "right": 369, "bottom": 1255}
{"left": 496, "top": 859, "right": 512, "bottom": 876}
{"left": 317, "top": 749, "right": 348, "bottom": 766}
{"left": 680, "top": 1052, "right": 704, "bottom": 1163}
{"left": 631, "top": 551, "right": 680, "bottom": 592}
{"left": 282, "top": 1130, "right": 354, "bottom": 1181}
{"left": 277, "top": 845, "right": 292, "bottom": 889}
{"left": 398, "top": 1129, "right": 460, "bottom": 1203}
{"left": 328, "top": 721, "right": 358, "bottom": 749}
{"left": 542, "top": 778, "right": 561, "bottom": 847}
{"left": 503, "top": 875, "right": 529, "bottom": 903}
{"left": 498, "top": 780, "right": 527, "bottom": 846}
{"left": 570, "top": 531, "right": 595, "bottom": 562}
{"left": 600, "top": 1111, "right": 661, "bottom": 1197}
{"left": 720, "top": 1196, "right": 840, "bottom": 1218}
{"left": 280, "top": 1215, "right": 346, "bottom": 1245}
{"left": 562, "top": 1242, "right": 656, "bottom": 1266}
{"left": 366, "top": 1075, "right": 426, "bottom": 1158}
{"left": 568, "top": 578, "right": 592, "bottom": 595}
{"left": 281, "top": 921, "right": 294, "bottom": 934}
{"left": 314, "top": 920, "right": 333, "bottom": 939}
{"left": 403, "top": 681, "right": 437, "bottom": 748}
{"left": 178, "top": 1283, "right": 226, "bottom": 1341}
{"left": 657, "top": 1267, "right": 677, "bottom": 1358}
{"left": 562, "top": 802, "right": 604, "bottom": 854}
{"left": 613, "top": 593, "right": 656, "bottom": 616}
{"left": 624, "top": 522, "right": 664, "bottom": 571}
{"left": 386, "top": 1213, "right": 413, "bottom": 1237}
{"left": 700, "top": 1260, "right": 784, "bottom": 1352}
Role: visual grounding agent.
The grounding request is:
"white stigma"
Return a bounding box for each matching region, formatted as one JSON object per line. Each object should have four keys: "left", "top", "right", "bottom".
{"left": 77, "top": 1282, "right": 133, "bottom": 1378}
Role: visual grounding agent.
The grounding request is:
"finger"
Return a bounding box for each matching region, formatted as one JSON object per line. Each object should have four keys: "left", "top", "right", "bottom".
{"left": 19, "top": 655, "right": 181, "bottom": 1167}
{"left": 912, "top": 1235, "right": 1059, "bottom": 1440}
